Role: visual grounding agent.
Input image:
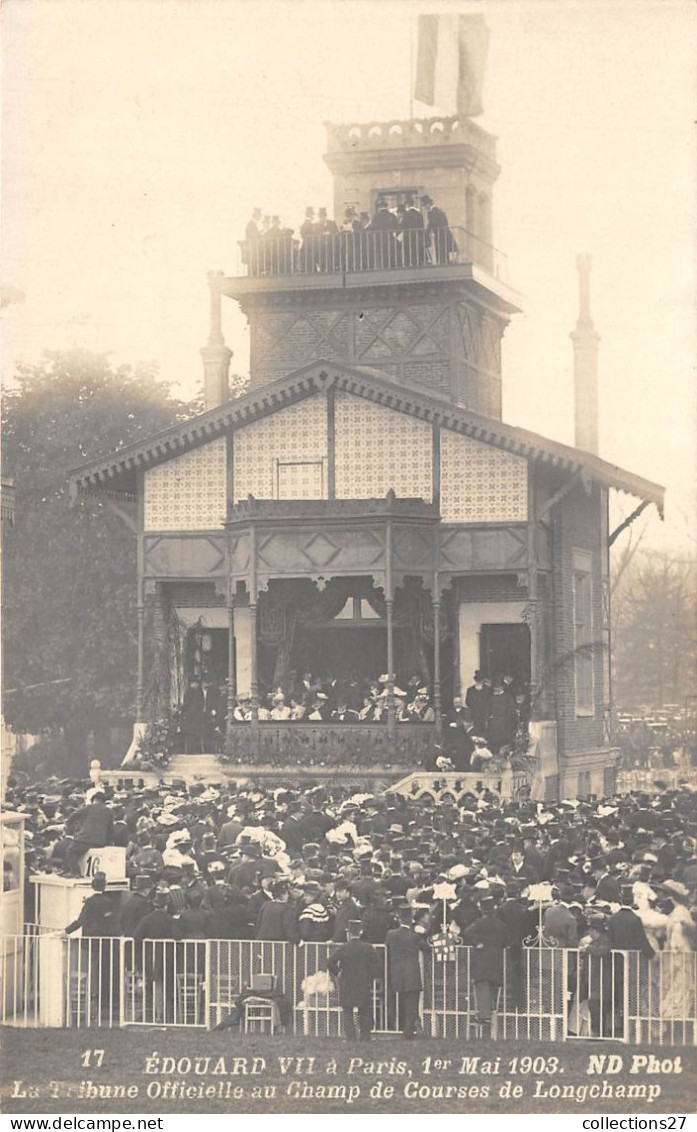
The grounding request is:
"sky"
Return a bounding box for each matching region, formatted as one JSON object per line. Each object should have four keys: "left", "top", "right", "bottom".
{"left": 2, "top": 0, "right": 696, "bottom": 551}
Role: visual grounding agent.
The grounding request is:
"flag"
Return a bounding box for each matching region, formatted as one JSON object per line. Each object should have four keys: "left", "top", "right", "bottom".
{"left": 414, "top": 14, "right": 490, "bottom": 118}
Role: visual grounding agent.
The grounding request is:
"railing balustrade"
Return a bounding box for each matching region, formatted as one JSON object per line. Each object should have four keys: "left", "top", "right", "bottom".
{"left": 2, "top": 933, "right": 695, "bottom": 1043}
{"left": 236, "top": 225, "right": 507, "bottom": 281}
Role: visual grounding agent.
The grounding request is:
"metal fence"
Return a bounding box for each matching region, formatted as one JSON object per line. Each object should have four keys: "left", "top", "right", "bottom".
{"left": 236, "top": 226, "right": 507, "bottom": 281}
{"left": 1, "top": 934, "right": 695, "bottom": 1043}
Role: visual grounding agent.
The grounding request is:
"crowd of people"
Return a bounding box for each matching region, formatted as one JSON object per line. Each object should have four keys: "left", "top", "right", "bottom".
{"left": 240, "top": 194, "right": 458, "bottom": 275}
{"left": 6, "top": 768, "right": 697, "bottom": 1038}
{"left": 176, "top": 668, "right": 529, "bottom": 769}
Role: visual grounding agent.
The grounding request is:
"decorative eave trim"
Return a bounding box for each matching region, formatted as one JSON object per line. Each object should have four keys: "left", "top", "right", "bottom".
{"left": 67, "top": 359, "right": 665, "bottom": 514}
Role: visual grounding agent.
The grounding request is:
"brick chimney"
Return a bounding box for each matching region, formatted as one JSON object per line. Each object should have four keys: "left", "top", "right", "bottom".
{"left": 570, "top": 254, "right": 600, "bottom": 454}
{"left": 201, "top": 270, "right": 232, "bottom": 410}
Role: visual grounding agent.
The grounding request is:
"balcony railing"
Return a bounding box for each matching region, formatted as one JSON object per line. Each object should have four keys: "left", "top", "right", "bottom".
{"left": 235, "top": 225, "right": 507, "bottom": 282}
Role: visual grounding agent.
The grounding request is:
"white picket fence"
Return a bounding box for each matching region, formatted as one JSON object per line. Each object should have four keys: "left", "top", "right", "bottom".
{"left": 1, "top": 934, "right": 695, "bottom": 1044}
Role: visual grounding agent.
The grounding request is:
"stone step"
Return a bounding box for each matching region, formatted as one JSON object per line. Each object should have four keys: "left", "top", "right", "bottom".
{"left": 168, "top": 754, "right": 227, "bottom": 781}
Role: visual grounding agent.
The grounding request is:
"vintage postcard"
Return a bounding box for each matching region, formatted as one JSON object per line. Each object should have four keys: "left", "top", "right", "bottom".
{"left": 1, "top": 0, "right": 695, "bottom": 1119}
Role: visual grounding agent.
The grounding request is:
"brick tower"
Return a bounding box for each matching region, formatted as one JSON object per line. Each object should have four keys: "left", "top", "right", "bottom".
{"left": 217, "top": 114, "right": 521, "bottom": 418}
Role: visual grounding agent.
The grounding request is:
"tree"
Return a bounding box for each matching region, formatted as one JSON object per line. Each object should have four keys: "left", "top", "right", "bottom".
{"left": 612, "top": 549, "right": 697, "bottom": 710}
{"left": 2, "top": 349, "right": 196, "bottom": 771}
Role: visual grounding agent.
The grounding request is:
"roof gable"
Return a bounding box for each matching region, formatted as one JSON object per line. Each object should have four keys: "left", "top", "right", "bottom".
{"left": 68, "top": 359, "right": 664, "bottom": 511}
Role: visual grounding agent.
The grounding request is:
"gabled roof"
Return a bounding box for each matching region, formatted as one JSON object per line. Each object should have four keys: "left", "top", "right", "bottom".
{"left": 68, "top": 359, "right": 664, "bottom": 512}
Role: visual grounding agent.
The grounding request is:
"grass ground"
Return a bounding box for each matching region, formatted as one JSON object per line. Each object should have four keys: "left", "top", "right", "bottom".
{"left": 1, "top": 1028, "right": 695, "bottom": 1114}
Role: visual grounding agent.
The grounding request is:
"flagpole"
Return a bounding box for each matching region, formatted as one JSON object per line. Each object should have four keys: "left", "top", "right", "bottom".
{"left": 409, "top": 18, "right": 414, "bottom": 119}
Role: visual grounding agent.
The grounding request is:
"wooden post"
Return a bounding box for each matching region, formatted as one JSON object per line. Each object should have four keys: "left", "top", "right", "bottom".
{"left": 386, "top": 516, "right": 395, "bottom": 738}
{"left": 226, "top": 581, "right": 236, "bottom": 735}
{"left": 432, "top": 578, "right": 442, "bottom": 736}
{"left": 135, "top": 470, "right": 145, "bottom": 721}
{"left": 249, "top": 601, "right": 259, "bottom": 721}
{"left": 326, "top": 385, "right": 336, "bottom": 499}
{"left": 135, "top": 588, "right": 145, "bottom": 720}
{"left": 527, "top": 471, "right": 539, "bottom": 719}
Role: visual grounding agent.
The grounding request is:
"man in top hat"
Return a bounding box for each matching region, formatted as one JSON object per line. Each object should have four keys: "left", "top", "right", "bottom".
{"left": 368, "top": 197, "right": 399, "bottom": 268}
{"left": 421, "top": 194, "right": 457, "bottom": 264}
{"left": 327, "top": 920, "right": 383, "bottom": 1041}
{"left": 465, "top": 671, "right": 490, "bottom": 738}
{"left": 331, "top": 699, "right": 360, "bottom": 724}
{"left": 398, "top": 193, "right": 426, "bottom": 266}
{"left": 64, "top": 871, "right": 120, "bottom": 938}
{"left": 463, "top": 895, "right": 508, "bottom": 1036}
{"left": 385, "top": 905, "right": 431, "bottom": 1039}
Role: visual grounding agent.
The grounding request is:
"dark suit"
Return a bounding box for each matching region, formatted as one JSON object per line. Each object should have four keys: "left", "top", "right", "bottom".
{"left": 595, "top": 873, "right": 622, "bottom": 904}
{"left": 463, "top": 913, "right": 508, "bottom": 1023}
{"left": 498, "top": 897, "right": 533, "bottom": 1007}
{"left": 465, "top": 685, "right": 490, "bottom": 736}
{"left": 487, "top": 691, "right": 518, "bottom": 753}
{"left": 180, "top": 684, "right": 205, "bottom": 752}
{"left": 328, "top": 938, "right": 382, "bottom": 1040}
{"left": 386, "top": 925, "right": 430, "bottom": 1038}
{"left": 399, "top": 207, "right": 426, "bottom": 265}
{"left": 425, "top": 205, "right": 456, "bottom": 264}
{"left": 66, "top": 891, "right": 120, "bottom": 937}
{"left": 607, "top": 908, "right": 654, "bottom": 959}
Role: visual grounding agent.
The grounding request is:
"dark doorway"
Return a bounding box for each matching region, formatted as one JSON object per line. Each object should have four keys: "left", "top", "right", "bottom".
{"left": 480, "top": 623, "right": 530, "bottom": 686}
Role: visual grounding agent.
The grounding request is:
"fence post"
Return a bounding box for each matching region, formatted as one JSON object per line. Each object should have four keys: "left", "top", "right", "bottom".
{"left": 622, "top": 951, "right": 630, "bottom": 1044}
{"left": 119, "top": 938, "right": 126, "bottom": 1027}
{"left": 204, "top": 940, "right": 211, "bottom": 1030}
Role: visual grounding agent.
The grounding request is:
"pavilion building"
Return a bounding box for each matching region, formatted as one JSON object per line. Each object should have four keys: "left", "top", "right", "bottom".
{"left": 69, "top": 114, "right": 663, "bottom": 799}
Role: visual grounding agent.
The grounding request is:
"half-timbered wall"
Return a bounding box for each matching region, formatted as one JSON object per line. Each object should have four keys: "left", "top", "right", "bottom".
{"left": 439, "top": 428, "right": 527, "bottom": 523}
{"left": 143, "top": 438, "right": 227, "bottom": 531}
{"left": 334, "top": 392, "right": 433, "bottom": 501}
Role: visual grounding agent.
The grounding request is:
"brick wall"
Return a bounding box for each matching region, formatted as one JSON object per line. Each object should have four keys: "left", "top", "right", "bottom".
{"left": 552, "top": 482, "right": 606, "bottom": 755}
{"left": 246, "top": 291, "right": 505, "bottom": 411}
{"left": 456, "top": 574, "right": 527, "bottom": 602}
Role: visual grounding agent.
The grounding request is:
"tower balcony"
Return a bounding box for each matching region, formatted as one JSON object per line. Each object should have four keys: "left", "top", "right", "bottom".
{"left": 225, "top": 226, "right": 519, "bottom": 315}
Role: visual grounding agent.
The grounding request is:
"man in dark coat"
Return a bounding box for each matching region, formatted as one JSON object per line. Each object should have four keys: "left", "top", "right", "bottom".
{"left": 463, "top": 896, "right": 508, "bottom": 1034}
{"left": 327, "top": 921, "right": 383, "bottom": 1041}
{"left": 120, "top": 876, "right": 153, "bottom": 937}
{"left": 66, "top": 790, "right": 115, "bottom": 875}
{"left": 422, "top": 194, "right": 457, "bottom": 264}
{"left": 443, "top": 697, "right": 475, "bottom": 770}
{"left": 397, "top": 196, "right": 426, "bottom": 266}
{"left": 179, "top": 679, "right": 205, "bottom": 753}
{"left": 607, "top": 889, "right": 655, "bottom": 958}
{"left": 332, "top": 881, "right": 362, "bottom": 943}
{"left": 368, "top": 199, "right": 399, "bottom": 268}
{"left": 465, "top": 671, "right": 490, "bottom": 737}
{"left": 497, "top": 880, "right": 534, "bottom": 1008}
{"left": 134, "top": 891, "right": 182, "bottom": 1024}
{"left": 607, "top": 887, "right": 655, "bottom": 1031}
{"left": 486, "top": 682, "right": 518, "bottom": 753}
{"left": 65, "top": 871, "right": 120, "bottom": 937}
{"left": 202, "top": 679, "right": 224, "bottom": 750}
{"left": 385, "top": 906, "right": 431, "bottom": 1039}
